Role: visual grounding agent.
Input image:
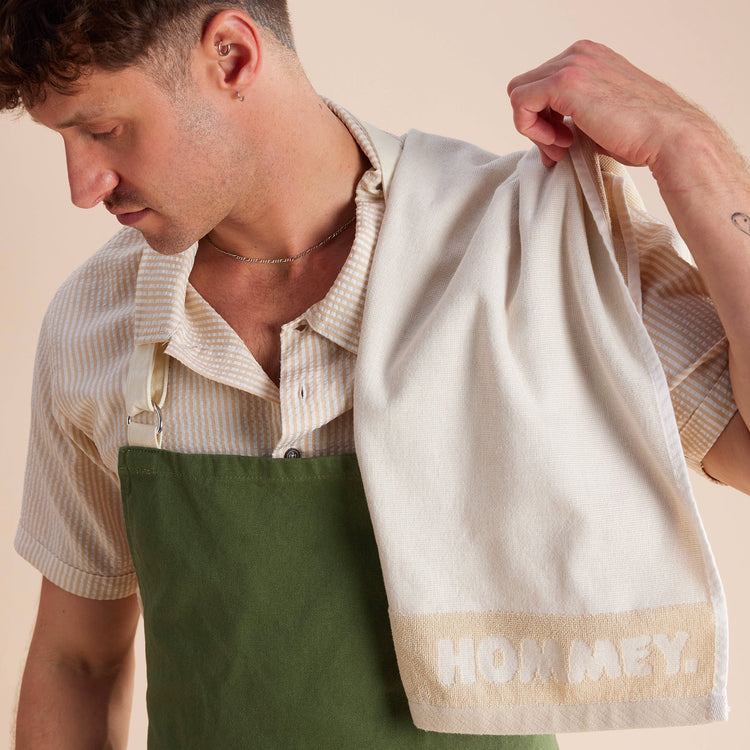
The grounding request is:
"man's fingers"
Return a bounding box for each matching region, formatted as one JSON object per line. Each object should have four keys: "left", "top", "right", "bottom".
{"left": 511, "top": 94, "right": 574, "bottom": 148}
{"left": 507, "top": 40, "right": 696, "bottom": 169}
{"left": 534, "top": 140, "right": 569, "bottom": 167}
{"left": 505, "top": 41, "right": 594, "bottom": 94}
{"left": 542, "top": 108, "right": 573, "bottom": 147}
{"left": 506, "top": 40, "right": 611, "bottom": 94}
{"left": 507, "top": 40, "right": 625, "bottom": 156}
{"left": 512, "top": 102, "right": 572, "bottom": 167}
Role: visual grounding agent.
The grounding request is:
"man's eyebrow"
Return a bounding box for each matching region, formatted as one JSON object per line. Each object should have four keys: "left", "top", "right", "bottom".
{"left": 31, "top": 108, "right": 109, "bottom": 130}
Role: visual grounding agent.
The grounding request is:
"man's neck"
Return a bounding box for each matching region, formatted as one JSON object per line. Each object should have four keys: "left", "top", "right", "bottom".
{"left": 204, "top": 77, "right": 368, "bottom": 264}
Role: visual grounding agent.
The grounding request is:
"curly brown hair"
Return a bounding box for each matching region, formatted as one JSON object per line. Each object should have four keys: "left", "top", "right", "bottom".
{"left": 0, "top": 0, "right": 294, "bottom": 111}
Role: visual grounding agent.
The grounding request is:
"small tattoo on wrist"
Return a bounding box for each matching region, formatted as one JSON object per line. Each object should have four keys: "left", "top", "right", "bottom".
{"left": 731, "top": 212, "right": 750, "bottom": 236}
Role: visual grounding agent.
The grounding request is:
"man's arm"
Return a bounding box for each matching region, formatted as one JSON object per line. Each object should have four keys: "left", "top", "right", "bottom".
{"left": 703, "top": 412, "right": 750, "bottom": 493}
{"left": 507, "top": 40, "right": 750, "bottom": 492}
{"left": 16, "top": 577, "right": 140, "bottom": 750}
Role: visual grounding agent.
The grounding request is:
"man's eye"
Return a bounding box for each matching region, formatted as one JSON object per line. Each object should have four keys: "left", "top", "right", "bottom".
{"left": 90, "top": 126, "right": 120, "bottom": 141}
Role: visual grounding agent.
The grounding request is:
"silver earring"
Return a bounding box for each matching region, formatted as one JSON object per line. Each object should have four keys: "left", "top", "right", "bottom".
{"left": 216, "top": 40, "right": 231, "bottom": 56}
{"left": 236, "top": 91, "right": 245, "bottom": 102}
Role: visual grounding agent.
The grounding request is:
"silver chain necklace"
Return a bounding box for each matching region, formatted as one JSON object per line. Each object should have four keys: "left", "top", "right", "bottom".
{"left": 203, "top": 216, "right": 356, "bottom": 264}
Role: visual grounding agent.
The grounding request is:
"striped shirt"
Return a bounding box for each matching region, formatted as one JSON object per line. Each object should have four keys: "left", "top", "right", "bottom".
{"left": 15, "top": 104, "right": 736, "bottom": 600}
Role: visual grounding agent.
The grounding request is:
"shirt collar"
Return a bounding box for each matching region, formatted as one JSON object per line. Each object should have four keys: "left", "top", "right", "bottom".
{"left": 133, "top": 242, "right": 198, "bottom": 345}
{"left": 302, "top": 101, "right": 388, "bottom": 354}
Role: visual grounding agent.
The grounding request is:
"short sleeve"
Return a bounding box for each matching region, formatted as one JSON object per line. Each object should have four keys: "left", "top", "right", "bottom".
{"left": 634, "top": 208, "right": 736, "bottom": 476}
{"left": 598, "top": 164, "right": 737, "bottom": 478}
{"left": 15, "top": 311, "right": 138, "bottom": 600}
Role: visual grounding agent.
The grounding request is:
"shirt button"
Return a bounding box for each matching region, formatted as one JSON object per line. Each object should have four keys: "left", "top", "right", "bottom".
{"left": 284, "top": 448, "right": 301, "bottom": 459}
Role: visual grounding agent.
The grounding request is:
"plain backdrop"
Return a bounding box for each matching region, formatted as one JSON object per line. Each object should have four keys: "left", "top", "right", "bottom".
{"left": 1, "top": 0, "right": 748, "bottom": 747}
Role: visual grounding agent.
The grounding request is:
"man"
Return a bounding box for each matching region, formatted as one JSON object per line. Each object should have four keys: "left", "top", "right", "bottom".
{"left": 2, "top": 1, "right": 749, "bottom": 748}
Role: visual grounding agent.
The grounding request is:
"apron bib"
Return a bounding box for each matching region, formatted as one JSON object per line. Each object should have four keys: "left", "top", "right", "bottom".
{"left": 118, "top": 348, "right": 556, "bottom": 748}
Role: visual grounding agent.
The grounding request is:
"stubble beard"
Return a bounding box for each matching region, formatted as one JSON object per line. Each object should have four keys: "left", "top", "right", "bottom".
{"left": 131, "top": 92, "right": 238, "bottom": 256}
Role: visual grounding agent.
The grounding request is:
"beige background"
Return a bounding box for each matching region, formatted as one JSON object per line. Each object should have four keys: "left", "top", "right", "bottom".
{"left": 1, "top": 0, "right": 748, "bottom": 747}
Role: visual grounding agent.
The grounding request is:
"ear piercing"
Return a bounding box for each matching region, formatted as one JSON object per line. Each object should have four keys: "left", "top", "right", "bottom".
{"left": 216, "top": 41, "right": 244, "bottom": 101}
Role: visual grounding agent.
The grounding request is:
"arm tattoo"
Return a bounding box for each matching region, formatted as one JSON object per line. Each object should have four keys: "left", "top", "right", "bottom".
{"left": 731, "top": 212, "right": 750, "bottom": 236}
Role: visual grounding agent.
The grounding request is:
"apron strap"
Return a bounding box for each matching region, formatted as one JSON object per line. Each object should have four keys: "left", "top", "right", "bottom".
{"left": 126, "top": 342, "right": 169, "bottom": 448}
{"left": 362, "top": 121, "right": 402, "bottom": 202}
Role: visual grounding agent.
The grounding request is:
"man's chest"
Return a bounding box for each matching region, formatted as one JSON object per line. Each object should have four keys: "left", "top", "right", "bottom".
{"left": 189, "top": 239, "right": 353, "bottom": 386}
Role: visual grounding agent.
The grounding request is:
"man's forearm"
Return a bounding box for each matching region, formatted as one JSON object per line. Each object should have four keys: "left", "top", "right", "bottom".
{"left": 15, "top": 640, "right": 135, "bottom": 749}
{"left": 651, "top": 124, "right": 750, "bottom": 426}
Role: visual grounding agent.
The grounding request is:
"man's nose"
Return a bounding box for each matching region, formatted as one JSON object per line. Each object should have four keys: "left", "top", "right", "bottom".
{"left": 65, "top": 145, "right": 119, "bottom": 209}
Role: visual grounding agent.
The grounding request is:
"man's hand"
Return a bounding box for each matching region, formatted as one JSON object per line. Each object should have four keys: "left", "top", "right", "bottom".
{"left": 506, "top": 40, "right": 720, "bottom": 172}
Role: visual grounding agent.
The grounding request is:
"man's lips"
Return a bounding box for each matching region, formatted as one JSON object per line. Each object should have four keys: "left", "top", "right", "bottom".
{"left": 109, "top": 208, "right": 149, "bottom": 226}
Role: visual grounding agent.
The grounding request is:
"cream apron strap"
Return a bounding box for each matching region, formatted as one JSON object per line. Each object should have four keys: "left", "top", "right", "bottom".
{"left": 125, "top": 342, "right": 169, "bottom": 448}
{"left": 362, "top": 121, "right": 403, "bottom": 202}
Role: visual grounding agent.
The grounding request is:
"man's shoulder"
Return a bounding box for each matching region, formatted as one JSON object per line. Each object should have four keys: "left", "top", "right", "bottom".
{"left": 41, "top": 227, "right": 147, "bottom": 349}
{"left": 386, "top": 129, "right": 580, "bottom": 233}
{"left": 399, "top": 129, "right": 528, "bottom": 179}
{"left": 48, "top": 227, "right": 145, "bottom": 310}
{"left": 392, "top": 129, "right": 571, "bottom": 215}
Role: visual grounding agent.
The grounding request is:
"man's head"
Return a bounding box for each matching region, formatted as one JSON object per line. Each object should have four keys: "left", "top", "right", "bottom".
{"left": 0, "top": 0, "right": 294, "bottom": 111}
{"left": 0, "top": 2, "right": 314, "bottom": 256}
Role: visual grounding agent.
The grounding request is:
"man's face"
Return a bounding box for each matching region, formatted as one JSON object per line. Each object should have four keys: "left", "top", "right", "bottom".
{"left": 29, "top": 65, "right": 243, "bottom": 255}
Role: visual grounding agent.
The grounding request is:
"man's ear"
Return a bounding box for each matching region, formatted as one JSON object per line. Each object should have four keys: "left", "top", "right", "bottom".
{"left": 198, "top": 9, "right": 263, "bottom": 98}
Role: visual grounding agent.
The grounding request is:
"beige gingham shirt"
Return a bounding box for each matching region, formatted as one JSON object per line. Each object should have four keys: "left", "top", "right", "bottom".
{"left": 16, "top": 105, "right": 737, "bottom": 600}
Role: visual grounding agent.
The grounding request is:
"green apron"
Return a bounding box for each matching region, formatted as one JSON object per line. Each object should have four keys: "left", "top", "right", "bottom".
{"left": 119, "top": 445, "right": 557, "bottom": 749}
